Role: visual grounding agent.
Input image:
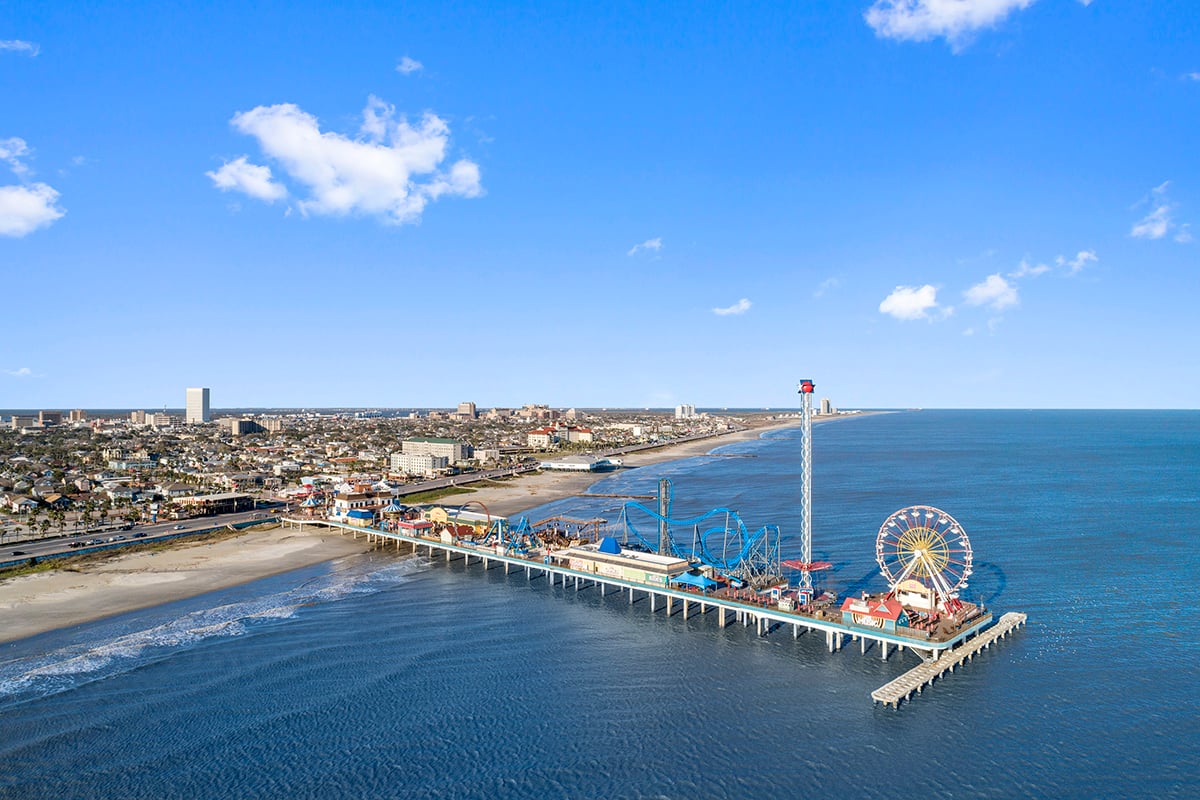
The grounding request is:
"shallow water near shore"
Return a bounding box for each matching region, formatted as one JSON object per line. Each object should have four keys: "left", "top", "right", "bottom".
{"left": 1, "top": 411, "right": 1197, "bottom": 798}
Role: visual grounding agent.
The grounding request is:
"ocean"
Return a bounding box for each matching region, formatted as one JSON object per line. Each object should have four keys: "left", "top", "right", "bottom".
{"left": 1, "top": 411, "right": 1196, "bottom": 798}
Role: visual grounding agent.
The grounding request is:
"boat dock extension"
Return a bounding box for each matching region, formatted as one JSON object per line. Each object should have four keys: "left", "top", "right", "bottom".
{"left": 871, "top": 612, "right": 1027, "bottom": 708}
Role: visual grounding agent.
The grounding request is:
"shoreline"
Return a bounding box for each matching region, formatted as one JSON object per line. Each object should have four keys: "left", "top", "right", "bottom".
{"left": 0, "top": 413, "right": 875, "bottom": 646}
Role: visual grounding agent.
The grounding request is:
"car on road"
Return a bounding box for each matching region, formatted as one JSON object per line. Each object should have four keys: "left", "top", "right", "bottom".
{"left": 173, "top": 524, "right": 186, "bottom": 530}
{"left": 133, "top": 532, "right": 148, "bottom": 538}
{"left": 11, "top": 550, "right": 26, "bottom": 556}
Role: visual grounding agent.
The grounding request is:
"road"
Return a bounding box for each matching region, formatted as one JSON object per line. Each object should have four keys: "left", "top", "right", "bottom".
{"left": 2, "top": 507, "right": 282, "bottom": 563}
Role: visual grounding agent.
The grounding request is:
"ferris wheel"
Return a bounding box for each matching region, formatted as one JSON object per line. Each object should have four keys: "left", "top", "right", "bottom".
{"left": 875, "top": 505, "right": 973, "bottom": 611}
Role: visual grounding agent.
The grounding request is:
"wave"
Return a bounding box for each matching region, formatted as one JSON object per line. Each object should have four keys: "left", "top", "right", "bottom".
{"left": 0, "top": 554, "right": 425, "bottom": 706}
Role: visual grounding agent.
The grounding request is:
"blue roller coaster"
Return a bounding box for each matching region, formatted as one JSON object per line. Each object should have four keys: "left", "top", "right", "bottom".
{"left": 616, "top": 479, "right": 782, "bottom": 587}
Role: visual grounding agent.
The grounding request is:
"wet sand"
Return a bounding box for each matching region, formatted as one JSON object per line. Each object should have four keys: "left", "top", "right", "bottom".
{"left": 0, "top": 527, "right": 366, "bottom": 644}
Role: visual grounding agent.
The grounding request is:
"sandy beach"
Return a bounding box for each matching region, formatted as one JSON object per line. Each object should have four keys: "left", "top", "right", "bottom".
{"left": 0, "top": 418, "right": 812, "bottom": 645}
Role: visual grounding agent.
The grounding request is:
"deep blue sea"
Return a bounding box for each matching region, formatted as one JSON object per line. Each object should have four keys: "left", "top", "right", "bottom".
{"left": 2, "top": 411, "right": 1197, "bottom": 799}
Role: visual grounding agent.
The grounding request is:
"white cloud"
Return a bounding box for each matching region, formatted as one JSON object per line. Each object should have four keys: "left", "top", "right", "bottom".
{"left": 1056, "top": 249, "right": 1098, "bottom": 275}
{"left": 216, "top": 96, "right": 482, "bottom": 224}
{"left": 814, "top": 277, "right": 841, "bottom": 297}
{"left": 627, "top": 237, "right": 663, "bottom": 256}
{"left": 396, "top": 56, "right": 423, "bottom": 75}
{"left": 0, "top": 40, "right": 39, "bottom": 56}
{"left": 0, "top": 136, "right": 65, "bottom": 236}
{"left": 0, "top": 137, "right": 31, "bottom": 177}
{"left": 1131, "top": 181, "right": 1188, "bottom": 241}
{"left": 1131, "top": 204, "right": 1171, "bottom": 239}
{"left": 879, "top": 284, "right": 940, "bottom": 320}
{"left": 0, "top": 183, "right": 65, "bottom": 237}
{"left": 5, "top": 367, "right": 34, "bottom": 377}
{"left": 1175, "top": 224, "right": 1193, "bottom": 244}
{"left": 1186, "top": 72, "right": 1200, "bottom": 82}
{"left": 964, "top": 273, "right": 1019, "bottom": 310}
{"left": 1010, "top": 257, "right": 1050, "bottom": 278}
{"left": 206, "top": 156, "right": 287, "bottom": 202}
{"left": 712, "top": 298, "right": 752, "bottom": 316}
{"left": 864, "top": 0, "right": 1035, "bottom": 49}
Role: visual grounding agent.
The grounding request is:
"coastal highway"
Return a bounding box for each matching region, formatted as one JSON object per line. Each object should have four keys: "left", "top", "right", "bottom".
{"left": 3, "top": 508, "right": 279, "bottom": 562}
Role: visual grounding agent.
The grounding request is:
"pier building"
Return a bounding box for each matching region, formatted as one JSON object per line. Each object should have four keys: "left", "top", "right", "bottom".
{"left": 558, "top": 537, "right": 690, "bottom": 587}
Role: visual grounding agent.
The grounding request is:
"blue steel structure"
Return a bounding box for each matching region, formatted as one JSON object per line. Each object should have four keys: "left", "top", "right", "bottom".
{"left": 616, "top": 478, "right": 782, "bottom": 587}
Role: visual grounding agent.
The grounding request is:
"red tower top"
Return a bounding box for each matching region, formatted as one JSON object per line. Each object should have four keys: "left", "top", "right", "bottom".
{"left": 798, "top": 380, "right": 815, "bottom": 394}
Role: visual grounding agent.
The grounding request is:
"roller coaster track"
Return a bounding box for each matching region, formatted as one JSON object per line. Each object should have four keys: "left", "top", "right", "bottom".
{"left": 617, "top": 480, "right": 782, "bottom": 586}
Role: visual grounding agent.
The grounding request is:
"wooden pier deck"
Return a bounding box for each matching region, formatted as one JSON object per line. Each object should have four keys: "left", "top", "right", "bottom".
{"left": 283, "top": 518, "right": 1022, "bottom": 705}
{"left": 871, "top": 612, "right": 1027, "bottom": 708}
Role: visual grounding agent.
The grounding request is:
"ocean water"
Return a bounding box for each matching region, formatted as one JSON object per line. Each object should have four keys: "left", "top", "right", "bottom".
{"left": 1, "top": 411, "right": 1196, "bottom": 799}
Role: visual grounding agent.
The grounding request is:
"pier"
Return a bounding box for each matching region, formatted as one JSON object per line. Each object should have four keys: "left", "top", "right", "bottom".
{"left": 283, "top": 518, "right": 1018, "bottom": 696}
{"left": 871, "top": 612, "right": 1027, "bottom": 708}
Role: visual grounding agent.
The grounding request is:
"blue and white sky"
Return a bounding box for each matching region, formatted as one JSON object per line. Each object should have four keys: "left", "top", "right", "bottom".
{"left": 3, "top": 1, "right": 1197, "bottom": 410}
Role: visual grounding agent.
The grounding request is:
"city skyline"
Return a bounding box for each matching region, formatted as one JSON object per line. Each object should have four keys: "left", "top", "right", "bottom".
{"left": 3, "top": 2, "right": 1198, "bottom": 410}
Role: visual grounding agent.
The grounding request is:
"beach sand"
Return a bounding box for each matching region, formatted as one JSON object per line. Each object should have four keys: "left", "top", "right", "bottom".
{"left": 0, "top": 418, "right": 811, "bottom": 644}
{"left": 0, "top": 527, "right": 366, "bottom": 644}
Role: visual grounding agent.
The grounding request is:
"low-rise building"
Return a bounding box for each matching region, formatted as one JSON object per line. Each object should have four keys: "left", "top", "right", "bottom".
{"left": 175, "top": 492, "right": 255, "bottom": 516}
{"left": 401, "top": 437, "right": 471, "bottom": 464}
{"left": 558, "top": 538, "right": 690, "bottom": 587}
{"left": 539, "top": 455, "right": 614, "bottom": 472}
{"left": 527, "top": 427, "right": 558, "bottom": 448}
{"left": 389, "top": 452, "right": 449, "bottom": 477}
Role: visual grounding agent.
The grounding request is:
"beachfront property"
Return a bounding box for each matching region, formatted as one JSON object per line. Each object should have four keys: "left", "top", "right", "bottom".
{"left": 400, "top": 436, "right": 472, "bottom": 464}
{"left": 389, "top": 452, "right": 449, "bottom": 478}
{"left": 174, "top": 491, "right": 255, "bottom": 516}
{"left": 539, "top": 455, "right": 616, "bottom": 472}
{"left": 527, "top": 427, "right": 557, "bottom": 448}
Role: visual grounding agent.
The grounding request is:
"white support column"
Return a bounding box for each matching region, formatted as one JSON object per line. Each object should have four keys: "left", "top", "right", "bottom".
{"left": 719, "top": 606, "right": 727, "bottom": 628}
{"left": 666, "top": 595, "right": 673, "bottom": 616}
{"left": 629, "top": 587, "right": 634, "bottom": 605}
{"left": 683, "top": 599, "right": 689, "bottom": 620}
{"left": 650, "top": 593, "right": 657, "bottom": 612}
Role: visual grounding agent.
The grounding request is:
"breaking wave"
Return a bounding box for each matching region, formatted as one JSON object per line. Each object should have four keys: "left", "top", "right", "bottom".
{"left": 0, "top": 555, "right": 424, "bottom": 706}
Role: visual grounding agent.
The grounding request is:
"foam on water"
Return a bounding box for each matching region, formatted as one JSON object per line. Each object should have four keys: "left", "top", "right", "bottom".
{"left": 0, "top": 553, "right": 426, "bottom": 706}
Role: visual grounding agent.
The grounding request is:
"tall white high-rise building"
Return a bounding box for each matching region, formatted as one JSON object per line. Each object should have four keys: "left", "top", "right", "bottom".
{"left": 186, "top": 387, "right": 211, "bottom": 423}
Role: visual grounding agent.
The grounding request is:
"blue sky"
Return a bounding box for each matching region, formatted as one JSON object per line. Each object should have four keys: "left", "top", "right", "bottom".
{"left": 2, "top": 1, "right": 1197, "bottom": 410}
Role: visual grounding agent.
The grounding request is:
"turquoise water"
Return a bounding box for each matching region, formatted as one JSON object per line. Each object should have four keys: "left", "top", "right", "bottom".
{"left": 1, "top": 411, "right": 1197, "bottom": 798}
